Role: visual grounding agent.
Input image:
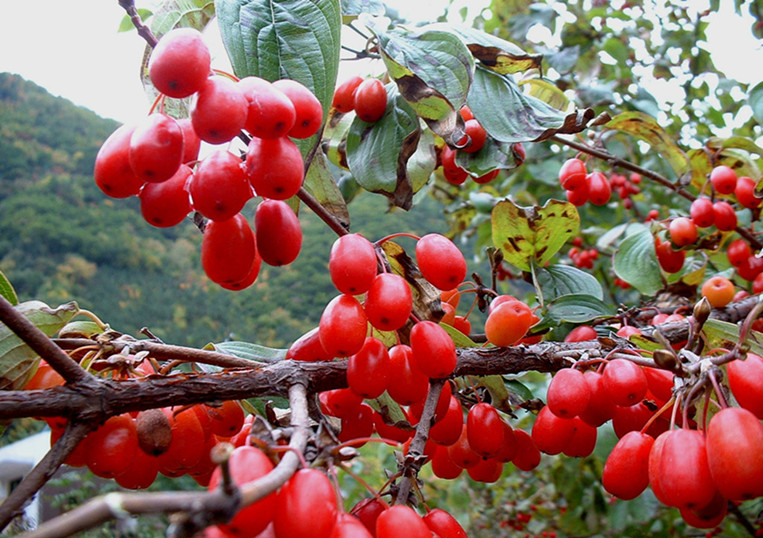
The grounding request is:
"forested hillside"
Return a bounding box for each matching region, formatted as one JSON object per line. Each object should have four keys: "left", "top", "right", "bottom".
{"left": 0, "top": 72, "right": 449, "bottom": 348}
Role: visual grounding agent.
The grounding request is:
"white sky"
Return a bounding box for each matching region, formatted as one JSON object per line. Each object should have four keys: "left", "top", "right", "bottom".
{"left": 0, "top": 0, "right": 760, "bottom": 124}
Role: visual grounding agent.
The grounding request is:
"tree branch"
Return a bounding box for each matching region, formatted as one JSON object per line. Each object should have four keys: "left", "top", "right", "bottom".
{"left": 118, "top": 0, "right": 158, "bottom": 48}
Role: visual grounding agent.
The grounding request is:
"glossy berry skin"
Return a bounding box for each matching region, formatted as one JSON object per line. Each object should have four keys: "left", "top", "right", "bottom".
{"left": 354, "top": 78, "right": 387, "bottom": 123}
{"left": 274, "top": 468, "right": 338, "bottom": 538}
{"left": 712, "top": 200, "right": 737, "bottom": 231}
{"left": 364, "top": 273, "right": 412, "bottom": 331}
{"left": 347, "top": 337, "right": 390, "bottom": 399}
{"left": 558, "top": 158, "right": 588, "bottom": 191}
{"left": 441, "top": 146, "right": 468, "bottom": 185}
{"left": 139, "top": 164, "right": 193, "bottom": 228}
{"left": 587, "top": 171, "right": 611, "bottom": 205}
{"left": 245, "top": 136, "right": 304, "bottom": 200}
{"left": 331, "top": 513, "right": 374, "bottom": 538}
{"left": 531, "top": 405, "right": 575, "bottom": 455}
{"left": 546, "top": 368, "right": 590, "bottom": 418}
{"left": 319, "top": 294, "right": 368, "bottom": 358}
{"left": 466, "top": 402, "right": 504, "bottom": 458}
{"left": 578, "top": 371, "right": 617, "bottom": 427}
{"left": 668, "top": 217, "right": 697, "bottom": 246}
{"left": 727, "top": 353, "right": 763, "bottom": 418}
{"left": 191, "top": 76, "right": 248, "bottom": 145}
{"left": 238, "top": 76, "right": 296, "bottom": 139}
{"left": 484, "top": 300, "right": 533, "bottom": 347}
{"left": 350, "top": 498, "right": 387, "bottom": 537}
{"left": 561, "top": 417, "right": 597, "bottom": 458}
{"left": 148, "top": 28, "right": 211, "bottom": 98}
{"left": 655, "top": 428, "right": 716, "bottom": 510}
{"left": 423, "top": 508, "right": 467, "bottom": 538}
{"left": 409, "top": 321, "right": 457, "bottom": 379}
{"left": 286, "top": 327, "right": 333, "bottom": 362}
{"left": 320, "top": 388, "right": 363, "bottom": 418}
{"left": 190, "top": 150, "right": 252, "bottom": 221}
{"left": 416, "top": 233, "right": 467, "bottom": 291}
{"left": 208, "top": 446, "right": 277, "bottom": 537}
{"left": 84, "top": 414, "right": 138, "bottom": 479}
{"left": 328, "top": 233, "right": 378, "bottom": 295}
{"left": 386, "top": 344, "right": 429, "bottom": 406}
{"left": 332, "top": 76, "right": 363, "bottom": 113}
{"left": 655, "top": 239, "right": 685, "bottom": 273}
{"left": 177, "top": 118, "right": 201, "bottom": 164}
{"left": 467, "top": 457, "right": 503, "bottom": 483}
{"left": 710, "top": 164, "right": 737, "bottom": 194}
{"left": 690, "top": 197, "right": 715, "bottom": 228}
{"left": 254, "top": 199, "right": 302, "bottom": 266}
{"left": 564, "top": 325, "right": 597, "bottom": 342}
{"left": 700, "top": 275, "right": 735, "bottom": 308}
{"left": 273, "top": 79, "right": 323, "bottom": 139}
{"left": 460, "top": 119, "right": 486, "bottom": 153}
{"left": 602, "top": 430, "right": 654, "bottom": 500}
{"left": 727, "top": 238, "right": 751, "bottom": 267}
{"left": 706, "top": 407, "right": 763, "bottom": 500}
{"left": 376, "top": 506, "right": 431, "bottom": 538}
{"left": 94, "top": 124, "right": 145, "bottom": 198}
{"left": 602, "top": 358, "right": 647, "bottom": 407}
{"left": 129, "top": 113, "right": 184, "bottom": 183}
{"left": 201, "top": 213, "right": 259, "bottom": 286}
{"left": 429, "top": 395, "right": 464, "bottom": 446}
{"left": 734, "top": 175, "right": 761, "bottom": 208}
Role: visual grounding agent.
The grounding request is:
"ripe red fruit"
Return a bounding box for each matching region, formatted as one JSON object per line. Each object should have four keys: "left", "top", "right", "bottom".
{"left": 415, "top": 234, "right": 467, "bottom": 291}
{"left": 190, "top": 150, "right": 252, "bottom": 221}
{"left": 139, "top": 164, "right": 193, "bottom": 228}
{"left": 558, "top": 158, "right": 588, "bottom": 191}
{"left": 245, "top": 135, "right": 305, "bottom": 200}
{"left": 668, "top": 216, "right": 697, "bottom": 246}
{"left": 466, "top": 402, "right": 504, "bottom": 458}
{"left": 423, "top": 508, "right": 467, "bottom": 538}
{"left": 494, "top": 421, "right": 518, "bottom": 463}
{"left": 484, "top": 300, "right": 533, "bottom": 347}
{"left": 331, "top": 513, "right": 374, "bottom": 538}
{"left": 204, "top": 400, "right": 245, "bottom": 438}
{"left": 409, "top": 320, "right": 457, "bottom": 378}
{"left": 238, "top": 76, "right": 296, "bottom": 139}
{"left": 338, "top": 402, "right": 375, "bottom": 445}
{"left": 319, "top": 294, "right": 368, "bottom": 358}
{"left": 84, "top": 414, "right": 138, "bottom": 479}
{"left": 561, "top": 417, "right": 597, "bottom": 458}
{"left": 602, "top": 431, "right": 654, "bottom": 500}
{"left": 347, "top": 337, "right": 391, "bottom": 399}
{"left": 431, "top": 444, "right": 464, "bottom": 479}
{"left": 364, "top": 273, "right": 412, "bottom": 331}
{"left": 201, "top": 213, "right": 260, "bottom": 287}
{"left": 511, "top": 428, "right": 541, "bottom": 471}
{"left": 376, "top": 506, "right": 431, "bottom": 538}
{"left": 429, "top": 395, "right": 464, "bottom": 446}
{"left": 354, "top": 78, "right": 387, "bottom": 123}
{"left": 726, "top": 238, "right": 752, "bottom": 267}
{"left": 734, "top": 175, "right": 762, "bottom": 208}
{"left": 690, "top": 197, "right": 715, "bottom": 228}
{"left": 726, "top": 353, "right": 763, "bottom": 418}
{"left": 254, "top": 199, "right": 302, "bottom": 266}
{"left": 656, "top": 429, "right": 716, "bottom": 510}
{"left": 191, "top": 76, "right": 248, "bottom": 144}
{"left": 736, "top": 254, "right": 763, "bottom": 281}
{"left": 208, "top": 446, "right": 277, "bottom": 537}
{"left": 564, "top": 325, "right": 597, "bottom": 342}
{"left": 332, "top": 76, "right": 364, "bottom": 113}
{"left": 350, "top": 497, "right": 387, "bottom": 537}
{"left": 273, "top": 79, "right": 323, "bottom": 139}
{"left": 459, "top": 119, "right": 487, "bottom": 153}
{"left": 177, "top": 118, "right": 201, "bottom": 164}
{"left": 115, "top": 446, "right": 159, "bottom": 490}
{"left": 611, "top": 401, "right": 654, "bottom": 438}
{"left": 700, "top": 275, "right": 735, "bottom": 308}
{"left": 129, "top": 113, "right": 184, "bottom": 183}
{"left": 386, "top": 344, "right": 429, "bottom": 406}
{"left": 94, "top": 124, "right": 145, "bottom": 198}
{"left": 321, "top": 388, "right": 363, "bottom": 418}
{"left": 565, "top": 184, "right": 589, "bottom": 206}
{"left": 441, "top": 146, "right": 468, "bottom": 185}
{"left": 546, "top": 368, "right": 590, "bottom": 418}
{"left": 447, "top": 428, "right": 480, "bottom": 469}
{"left": 157, "top": 407, "right": 206, "bottom": 476}
{"left": 680, "top": 491, "right": 728, "bottom": 530}
{"left": 712, "top": 200, "right": 737, "bottom": 231}
{"left": 602, "top": 358, "right": 648, "bottom": 407}
{"left": 274, "top": 468, "right": 338, "bottom": 538}
{"left": 706, "top": 407, "right": 763, "bottom": 500}
{"left": 531, "top": 405, "right": 575, "bottom": 455}
{"left": 472, "top": 168, "right": 500, "bottom": 184}
{"left": 467, "top": 457, "right": 503, "bottom": 483}
{"left": 654, "top": 239, "right": 685, "bottom": 273}
{"left": 710, "top": 164, "right": 737, "bottom": 194}
{"left": 148, "top": 28, "right": 211, "bottom": 98}
{"left": 328, "top": 233, "right": 378, "bottom": 295}
{"left": 287, "top": 327, "right": 334, "bottom": 362}
{"left": 587, "top": 171, "right": 611, "bottom": 205}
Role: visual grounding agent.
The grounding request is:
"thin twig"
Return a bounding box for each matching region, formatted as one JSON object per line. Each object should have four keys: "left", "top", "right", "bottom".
{"left": 118, "top": 0, "right": 158, "bottom": 47}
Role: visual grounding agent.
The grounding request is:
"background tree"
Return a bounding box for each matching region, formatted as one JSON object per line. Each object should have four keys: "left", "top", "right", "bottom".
{"left": 0, "top": 0, "right": 762, "bottom": 536}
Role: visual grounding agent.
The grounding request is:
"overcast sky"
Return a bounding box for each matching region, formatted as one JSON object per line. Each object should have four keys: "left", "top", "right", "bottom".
{"left": 0, "top": 0, "right": 760, "bottom": 125}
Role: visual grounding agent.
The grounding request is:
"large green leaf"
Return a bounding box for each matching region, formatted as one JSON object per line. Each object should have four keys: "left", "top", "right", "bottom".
{"left": 345, "top": 85, "right": 422, "bottom": 209}
{"left": 613, "top": 225, "right": 663, "bottom": 296}
{"left": 537, "top": 264, "right": 604, "bottom": 303}
{"left": 215, "top": 0, "right": 341, "bottom": 128}
{"left": 536, "top": 294, "right": 615, "bottom": 330}
{"left": 0, "top": 271, "right": 18, "bottom": 306}
{"left": 150, "top": 0, "right": 215, "bottom": 36}
{"left": 0, "top": 301, "right": 79, "bottom": 390}
{"left": 469, "top": 66, "right": 594, "bottom": 143}
{"left": 370, "top": 21, "right": 474, "bottom": 145}
{"left": 491, "top": 199, "right": 579, "bottom": 272}
{"left": 304, "top": 150, "right": 350, "bottom": 229}
{"left": 604, "top": 112, "right": 690, "bottom": 180}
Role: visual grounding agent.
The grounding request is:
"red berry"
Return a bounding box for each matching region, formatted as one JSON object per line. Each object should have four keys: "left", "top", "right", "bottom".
{"left": 376, "top": 506, "right": 431, "bottom": 538}
{"left": 531, "top": 405, "right": 575, "bottom": 455}
{"left": 578, "top": 370, "right": 617, "bottom": 427}
{"left": 364, "top": 273, "right": 413, "bottom": 331}
{"left": 332, "top": 76, "right": 363, "bottom": 113}
{"left": 238, "top": 76, "right": 297, "bottom": 139}
{"left": 347, "top": 337, "right": 391, "bottom": 399}
{"left": 245, "top": 135, "right": 304, "bottom": 200}
{"left": 416, "top": 234, "right": 467, "bottom": 291}
{"left": 139, "top": 164, "right": 193, "bottom": 228}
{"left": 423, "top": 508, "right": 468, "bottom": 538}
{"left": 546, "top": 368, "right": 590, "bottom": 418}
{"left": 726, "top": 239, "right": 752, "bottom": 267}
{"left": 386, "top": 344, "right": 428, "bottom": 406}
{"left": 274, "top": 468, "right": 338, "bottom": 538}
{"left": 690, "top": 197, "right": 715, "bottom": 228}
{"left": 273, "top": 79, "right": 323, "bottom": 139}
{"left": 190, "top": 150, "right": 252, "bottom": 221}
{"left": 561, "top": 417, "right": 597, "bottom": 458}
{"left": 201, "top": 213, "right": 260, "bottom": 287}
{"left": 84, "top": 414, "right": 138, "bottom": 479}
{"left": 655, "top": 239, "right": 685, "bottom": 273}
{"left": 727, "top": 353, "right": 763, "bottom": 418}
{"left": 254, "top": 199, "right": 302, "bottom": 266}
{"left": 710, "top": 165, "right": 737, "bottom": 194}
{"left": 558, "top": 158, "right": 588, "bottom": 191}
{"left": 512, "top": 429, "right": 541, "bottom": 471}
{"left": 409, "top": 321, "right": 457, "bottom": 379}
{"left": 484, "top": 300, "right": 533, "bottom": 347}
{"left": 149, "top": 28, "right": 211, "bottom": 98}
{"left": 587, "top": 171, "right": 611, "bottom": 205}
{"left": 429, "top": 395, "right": 464, "bottom": 446}
{"left": 440, "top": 146, "right": 468, "bottom": 185}
{"left": 655, "top": 428, "right": 716, "bottom": 510}
{"left": 319, "top": 294, "right": 368, "bottom": 358}
{"left": 706, "top": 407, "right": 763, "bottom": 500}
{"left": 287, "top": 328, "right": 334, "bottom": 362}
{"left": 354, "top": 78, "right": 387, "bottom": 123}
{"left": 602, "top": 359, "right": 648, "bottom": 407}
{"left": 602, "top": 431, "right": 654, "bottom": 499}
{"left": 734, "top": 175, "right": 761, "bottom": 208}
{"left": 712, "top": 201, "right": 737, "bottom": 231}
{"left": 94, "top": 124, "right": 145, "bottom": 198}
{"left": 669, "top": 217, "right": 697, "bottom": 246}
{"left": 328, "top": 233, "right": 378, "bottom": 295}
{"left": 191, "top": 76, "right": 248, "bottom": 144}
{"left": 564, "top": 325, "right": 597, "bottom": 342}
{"left": 129, "top": 113, "right": 184, "bottom": 183}
{"left": 459, "top": 119, "right": 487, "bottom": 153}
{"left": 466, "top": 402, "right": 504, "bottom": 458}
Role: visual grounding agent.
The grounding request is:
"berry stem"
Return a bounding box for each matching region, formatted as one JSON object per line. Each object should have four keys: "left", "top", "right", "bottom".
{"left": 117, "top": 0, "right": 158, "bottom": 48}
{"left": 375, "top": 232, "right": 422, "bottom": 245}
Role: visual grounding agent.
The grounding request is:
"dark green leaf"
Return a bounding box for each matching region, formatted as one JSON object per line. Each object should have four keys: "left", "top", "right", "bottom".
{"left": 537, "top": 264, "right": 604, "bottom": 302}
{"left": 538, "top": 294, "right": 616, "bottom": 327}
{"left": 505, "top": 379, "right": 534, "bottom": 402}
{"left": 469, "top": 66, "right": 594, "bottom": 143}
{"left": 205, "top": 341, "right": 287, "bottom": 362}
{"left": 749, "top": 80, "right": 763, "bottom": 125}
{"left": 613, "top": 225, "right": 663, "bottom": 296}
{"left": 215, "top": 0, "right": 341, "bottom": 128}
{"left": 479, "top": 375, "right": 511, "bottom": 413}
{"left": 0, "top": 270, "right": 18, "bottom": 306}
{"left": 455, "top": 137, "right": 524, "bottom": 176}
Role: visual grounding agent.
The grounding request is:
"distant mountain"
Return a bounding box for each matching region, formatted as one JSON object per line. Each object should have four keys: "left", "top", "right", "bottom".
{"left": 0, "top": 73, "right": 449, "bottom": 350}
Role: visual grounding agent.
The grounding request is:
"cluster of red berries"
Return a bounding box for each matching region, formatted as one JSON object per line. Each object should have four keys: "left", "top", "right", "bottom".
{"left": 332, "top": 75, "right": 388, "bottom": 123}
{"left": 609, "top": 172, "right": 641, "bottom": 209}
{"left": 558, "top": 158, "right": 612, "bottom": 206}
{"left": 568, "top": 246, "right": 599, "bottom": 269}
{"left": 93, "top": 27, "right": 324, "bottom": 290}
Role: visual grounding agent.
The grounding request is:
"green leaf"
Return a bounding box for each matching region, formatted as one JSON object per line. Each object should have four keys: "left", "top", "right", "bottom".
{"left": 0, "top": 301, "right": 79, "bottom": 390}
{"left": 704, "top": 319, "right": 763, "bottom": 358}
{"left": 304, "top": 151, "right": 350, "bottom": 229}
{"left": 518, "top": 79, "right": 570, "bottom": 111}
{"left": 215, "top": 0, "right": 341, "bottom": 127}
{"left": 150, "top": 0, "right": 215, "bottom": 36}
{"left": 370, "top": 21, "right": 474, "bottom": 145}
{"left": 58, "top": 321, "right": 104, "bottom": 339}
{"left": 538, "top": 294, "right": 616, "bottom": 328}
{"left": 505, "top": 379, "right": 535, "bottom": 402}
{"left": 455, "top": 136, "right": 525, "bottom": 176}
{"left": 749, "top": 80, "right": 763, "bottom": 125}
{"left": 613, "top": 226, "right": 663, "bottom": 296}
{"left": 479, "top": 375, "right": 511, "bottom": 413}
{"left": 118, "top": 9, "right": 153, "bottom": 32}
{"left": 340, "top": 0, "right": 384, "bottom": 20}
{"left": 604, "top": 112, "right": 690, "bottom": 179}
{"left": 440, "top": 323, "right": 479, "bottom": 348}
{"left": 706, "top": 136, "right": 763, "bottom": 157}
{"left": 432, "top": 24, "right": 543, "bottom": 74}
{"left": 323, "top": 109, "right": 355, "bottom": 170}
{"left": 369, "top": 392, "right": 409, "bottom": 425}
{"left": 204, "top": 341, "right": 287, "bottom": 362}
{"left": 345, "top": 85, "right": 422, "bottom": 209}
{"left": 0, "top": 270, "right": 18, "bottom": 306}
{"left": 469, "top": 66, "right": 594, "bottom": 143}
{"left": 536, "top": 264, "right": 604, "bottom": 302}
{"left": 491, "top": 199, "right": 580, "bottom": 272}
{"left": 603, "top": 36, "right": 629, "bottom": 63}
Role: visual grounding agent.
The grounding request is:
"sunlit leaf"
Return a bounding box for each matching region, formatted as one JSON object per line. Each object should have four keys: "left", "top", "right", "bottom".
{"left": 0, "top": 271, "right": 18, "bottom": 306}
{"left": 150, "top": 0, "right": 215, "bottom": 36}
{"left": 304, "top": 151, "right": 350, "bottom": 230}
{"left": 613, "top": 226, "right": 663, "bottom": 296}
